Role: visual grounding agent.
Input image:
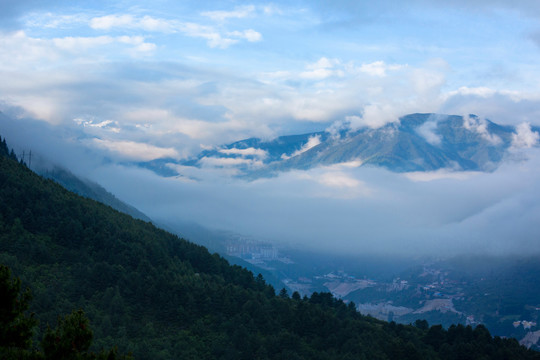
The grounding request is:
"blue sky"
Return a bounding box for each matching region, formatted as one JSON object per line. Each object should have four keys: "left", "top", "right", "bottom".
{"left": 2, "top": 1, "right": 540, "bottom": 255}
{"left": 2, "top": 0, "right": 540, "bottom": 160}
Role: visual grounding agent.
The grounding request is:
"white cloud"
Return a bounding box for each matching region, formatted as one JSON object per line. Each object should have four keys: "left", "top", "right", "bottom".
{"left": 417, "top": 120, "right": 441, "bottom": 145}
{"left": 444, "top": 87, "right": 529, "bottom": 104}
{"left": 25, "top": 13, "right": 89, "bottom": 30}
{"left": 179, "top": 22, "right": 239, "bottom": 48}
{"left": 196, "top": 76, "right": 350, "bottom": 125}
{"left": 306, "top": 57, "right": 340, "bottom": 70}
{"left": 300, "top": 57, "right": 344, "bottom": 79}
{"left": 6, "top": 111, "right": 540, "bottom": 257}
{"left": 89, "top": 13, "right": 260, "bottom": 49}
{"left": 219, "top": 147, "right": 268, "bottom": 158}
{"left": 0, "top": 31, "right": 155, "bottom": 72}
{"left": 132, "top": 42, "right": 157, "bottom": 53}
{"left": 263, "top": 4, "right": 284, "bottom": 15}
{"left": 299, "top": 68, "right": 341, "bottom": 80}
{"left": 90, "top": 138, "right": 179, "bottom": 161}
{"left": 439, "top": 88, "right": 540, "bottom": 127}
{"left": 254, "top": 58, "right": 449, "bottom": 129}
{"left": 358, "top": 61, "right": 403, "bottom": 77}
{"left": 0, "top": 31, "right": 59, "bottom": 69}
{"left": 512, "top": 122, "right": 539, "bottom": 148}
{"left": 4, "top": 18, "right": 539, "bottom": 162}
{"left": 228, "top": 29, "right": 262, "bottom": 42}
{"left": 346, "top": 104, "right": 402, "bottom": 129}
{"left": 50, "top": 35, "right": 156, "bottom": 54}
{"left": 90, "top": 14, "right": 177, "bottom": 33}
{"left": 90, "top": 14, "right": 135, "bottom": 30}
{"left": 463, "top": 115, "right": 502, "bottom": 145}
{"left": 138, "top": 15, "right": 177, "bottom": 32}
{"left": 410, "top": 66, "right": 446, "bottom": 95}
{"left": 318, "top": 171, "right": 361, "bottom": 188}
{"left": 260, "top": 168, "right": 373, "bottom": 199}
{"left": 199, "top": 156, "right": 263, "bottom": 168}
{"left": 73, "top": 118, "right": 121, "bottom": 133}
{"left": 53, "top": 35, "right": 114, "bottom": 50}
{"left": 282, "top": 135, "right": 321, "bottom": 159}
{"left": 404, "top": 169, "right": 479, "bottom": 182}
{"left": 201, "top": 5, "right": 256, "bottom": 21}
{"left": 328, "top": 160, "right": 364, "bottom": 168}
{"left": 449, "top": 86, "right": 497, "bottom": 98}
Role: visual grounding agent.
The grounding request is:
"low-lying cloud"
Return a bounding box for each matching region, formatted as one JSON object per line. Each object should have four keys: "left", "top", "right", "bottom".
{"left": 1, "top": 0, "right": 540, "bottom": 262}
{"left": 3, "top": 113, "right": 539, "bottom": 258}
{"left": 91, "top": 148, "right": 540, "bottom": 257}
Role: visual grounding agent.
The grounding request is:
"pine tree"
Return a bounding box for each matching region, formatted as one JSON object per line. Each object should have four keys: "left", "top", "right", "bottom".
{"left": 0, "top": 265, "right": 38, "bottom": 359}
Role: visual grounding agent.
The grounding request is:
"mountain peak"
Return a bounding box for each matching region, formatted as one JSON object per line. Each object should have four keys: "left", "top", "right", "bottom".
{"left": 137, "top": 113, "right": 538, "bottom": 178}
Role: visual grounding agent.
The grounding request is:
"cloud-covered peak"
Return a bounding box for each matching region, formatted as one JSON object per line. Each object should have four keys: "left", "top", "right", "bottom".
{"left": 165, "top": 113, "right": 527, "bottom": 182}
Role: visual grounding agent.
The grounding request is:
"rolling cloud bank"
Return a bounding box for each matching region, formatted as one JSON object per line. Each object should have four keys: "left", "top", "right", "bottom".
{"left": 2, "top": 1, "right": 540, "bottom": 257}
{"left": 1, "top": 111, "right": 539, "bottom": 257}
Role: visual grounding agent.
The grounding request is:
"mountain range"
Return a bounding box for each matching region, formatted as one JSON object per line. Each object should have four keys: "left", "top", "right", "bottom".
{"left": 139, "top": 113, "right": 540, "bottom": 179}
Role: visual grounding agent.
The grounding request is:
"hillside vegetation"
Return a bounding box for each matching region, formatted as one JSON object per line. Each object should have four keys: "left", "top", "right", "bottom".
{"left": 0, "top": 135, "right": 539, "bottom": 359}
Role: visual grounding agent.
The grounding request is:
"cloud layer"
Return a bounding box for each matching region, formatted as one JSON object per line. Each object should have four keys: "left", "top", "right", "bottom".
{"left": 3, "top": 113, "right": 540, "bottom": 258}
{"left": 90, "top": 147, "right": 540, "bottom": 257}
{"left": 1, "top": 1, "right": 540, "bottom": 258}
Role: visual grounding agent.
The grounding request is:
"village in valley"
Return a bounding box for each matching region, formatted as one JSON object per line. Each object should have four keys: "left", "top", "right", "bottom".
{"left": 225, "top": 235, "right": 540, "bottom": 349}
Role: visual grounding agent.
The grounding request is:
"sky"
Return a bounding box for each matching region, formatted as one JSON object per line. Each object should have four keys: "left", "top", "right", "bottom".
{"left": 1, "top": 0, "right": 540, "bottom": 256}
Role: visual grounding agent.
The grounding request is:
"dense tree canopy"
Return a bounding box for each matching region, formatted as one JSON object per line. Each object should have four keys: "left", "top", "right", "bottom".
{"left": 0, "top": 264, "right": 129, "bottom": 359}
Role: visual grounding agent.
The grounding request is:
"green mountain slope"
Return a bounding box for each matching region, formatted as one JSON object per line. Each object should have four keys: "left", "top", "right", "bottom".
{"left": 0, "top": 135, "right": 538, "bottom": 359}
{"left": 40, "top": 166, "right": 151, "bottom": 222}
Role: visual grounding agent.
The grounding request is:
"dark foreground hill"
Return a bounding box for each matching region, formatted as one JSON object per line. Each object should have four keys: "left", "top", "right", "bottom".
{"left": 0, "top": 135, "right": 539, "bottom": 359}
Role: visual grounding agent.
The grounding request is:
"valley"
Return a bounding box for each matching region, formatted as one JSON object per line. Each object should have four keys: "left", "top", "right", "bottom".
{"left": 219, "top": 234, "right": 540, "bottom": 350}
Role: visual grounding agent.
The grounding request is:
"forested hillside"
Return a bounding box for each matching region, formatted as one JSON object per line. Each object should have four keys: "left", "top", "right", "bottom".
{"left": 1, "top": 135, "right": 539, "bottom": 359}
{"left": 40, "top": 166, "right": 151, "bottom": 222}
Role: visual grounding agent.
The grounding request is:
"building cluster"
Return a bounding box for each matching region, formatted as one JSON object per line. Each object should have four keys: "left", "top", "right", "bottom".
{"left": 226, "top": 237, "right": 279, "bottom": 260}
{"left": 513, "top": 320, "right": 538, "bottom": 330}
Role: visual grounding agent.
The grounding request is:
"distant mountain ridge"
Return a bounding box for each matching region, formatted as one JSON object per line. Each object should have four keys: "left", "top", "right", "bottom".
{"left": 141, "top": 113, "right": 540, "bottom": 178}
